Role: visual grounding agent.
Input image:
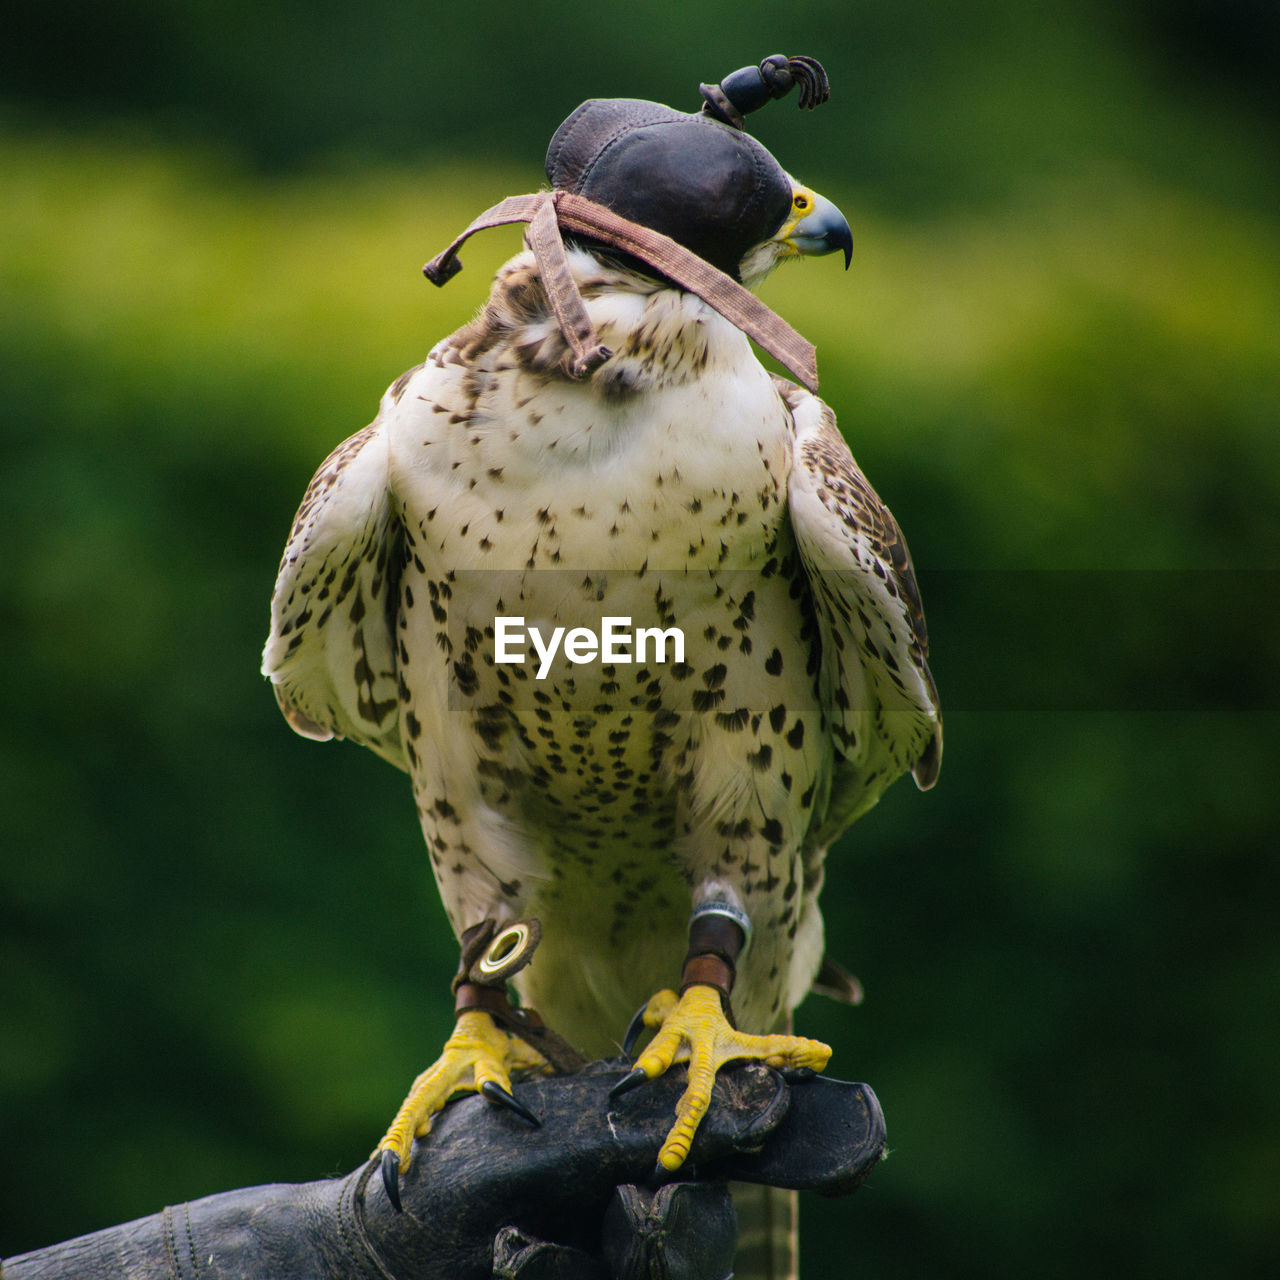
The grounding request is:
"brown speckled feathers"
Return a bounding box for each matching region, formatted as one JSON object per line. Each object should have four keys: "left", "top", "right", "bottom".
{"left": 264, "top": 245, "right": 940, "bottom": 1047}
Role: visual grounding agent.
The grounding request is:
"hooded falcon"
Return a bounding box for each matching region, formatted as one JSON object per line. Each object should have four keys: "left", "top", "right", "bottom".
{"left": 264, "top": 55, "right": 940, "bottom": 1274}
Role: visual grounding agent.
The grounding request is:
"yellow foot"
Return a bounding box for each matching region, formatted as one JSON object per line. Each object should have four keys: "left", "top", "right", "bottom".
{"left": 614, "top": 985, "right": 832, "bottom": 1171}
{"left": 375, "top": 1010, "right": 547, "bottom": 1195}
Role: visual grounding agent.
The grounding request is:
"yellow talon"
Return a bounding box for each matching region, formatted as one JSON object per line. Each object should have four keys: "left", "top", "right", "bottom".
{"left": 375, "top": 1010, "right": 548, "bottom": 1172}
{"left": 632, "top": 985, "right": 832, "bottom": 1171}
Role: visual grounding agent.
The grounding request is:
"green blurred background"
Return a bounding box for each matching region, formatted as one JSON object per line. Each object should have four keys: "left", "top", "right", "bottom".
{"left": 3, "top": 2, "right": 1278, "bottom": 1275}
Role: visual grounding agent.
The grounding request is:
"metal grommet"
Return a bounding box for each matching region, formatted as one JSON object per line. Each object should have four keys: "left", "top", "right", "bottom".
{"left": 473, "top": 918, "right": 542, "bottom": 984}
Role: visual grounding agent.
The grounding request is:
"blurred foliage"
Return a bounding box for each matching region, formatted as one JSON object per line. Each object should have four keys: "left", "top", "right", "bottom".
{"left": 2, "top": 4, "right": 1279, "bottom": 1278}
{"left": 5, "top": 0, "right": 1277, "bottom": 215}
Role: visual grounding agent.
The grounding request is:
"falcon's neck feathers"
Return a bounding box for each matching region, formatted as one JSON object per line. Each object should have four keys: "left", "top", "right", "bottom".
{"left": 442, "top": 247, "right": 748, "bottom": 398}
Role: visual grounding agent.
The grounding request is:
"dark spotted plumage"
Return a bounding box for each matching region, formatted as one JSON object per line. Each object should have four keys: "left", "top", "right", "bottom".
{"left": 263, "top": 244, "right": 939, "bottom": 1054}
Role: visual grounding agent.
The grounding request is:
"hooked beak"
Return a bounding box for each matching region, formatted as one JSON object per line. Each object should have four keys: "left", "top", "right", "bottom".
{"left": 788, "top": 192, "right": 853, "bottom": 269}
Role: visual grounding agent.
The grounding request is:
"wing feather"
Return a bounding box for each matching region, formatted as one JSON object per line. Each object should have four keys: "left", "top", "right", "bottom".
{"left": 782, "top": 380, "right": 942, "bottom": 840}
{"left": 261, "top": 417, "right": 407, "bottom": 771}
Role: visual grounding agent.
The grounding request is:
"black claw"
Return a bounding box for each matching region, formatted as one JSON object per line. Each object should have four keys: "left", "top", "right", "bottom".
{"left": 621, "top": 1002, "right": 650, "bottom": 1058}
{"left": 481, "top": 1079, "right": 542, "bottom": 1127}
{"left": 609, "top": 1065, "right": 649, "bottom": 1101}
{"left": 380, "top": 1148, "right": 403, "bottom": 1212}
{"left": 649, "top": 1158, "right": 692, "bottom": 1186}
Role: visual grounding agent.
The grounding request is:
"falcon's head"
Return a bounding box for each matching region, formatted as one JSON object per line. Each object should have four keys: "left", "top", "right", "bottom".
{"left": 546, "top": 54, "right": 853, "bottom": 288}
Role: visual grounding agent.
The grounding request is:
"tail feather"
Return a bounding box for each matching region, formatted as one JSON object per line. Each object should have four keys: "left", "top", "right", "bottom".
{"left": 731, "top": 1182, "right": 798, "bottom": 1280}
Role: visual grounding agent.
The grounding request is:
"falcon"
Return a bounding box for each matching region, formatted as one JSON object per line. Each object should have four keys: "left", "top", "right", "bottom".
{"left": 264, "top": 55, "right": 940, "bottom": 1274}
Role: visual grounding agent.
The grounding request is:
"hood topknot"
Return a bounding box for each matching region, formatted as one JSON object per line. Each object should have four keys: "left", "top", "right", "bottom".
{"left": 545, "top": 56, "right": 831, "bottom": 281}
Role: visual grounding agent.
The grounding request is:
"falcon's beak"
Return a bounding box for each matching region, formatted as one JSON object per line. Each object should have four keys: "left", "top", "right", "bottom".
{"left": 787, "top": 191, "right": 853, "bottom": 269}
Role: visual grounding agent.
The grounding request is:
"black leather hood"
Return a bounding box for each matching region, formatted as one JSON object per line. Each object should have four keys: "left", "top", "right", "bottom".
{"left": 545, "top": 98, "right": 792, "bottom": 280}
{"left": 544, "top": 56, "right": 832, "bottom": 282}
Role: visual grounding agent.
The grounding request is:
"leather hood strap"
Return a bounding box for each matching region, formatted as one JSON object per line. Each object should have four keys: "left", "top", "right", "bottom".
{"left": 423, "top": 190, "right": 819, "bottom": 391}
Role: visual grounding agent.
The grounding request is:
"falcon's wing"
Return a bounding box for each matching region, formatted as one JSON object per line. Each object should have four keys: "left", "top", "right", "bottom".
{"left": 262, "top": 418, "right": 407, "bottom": 772}
{"left": 782, "top": 381, "right": 942, "bottom": 842}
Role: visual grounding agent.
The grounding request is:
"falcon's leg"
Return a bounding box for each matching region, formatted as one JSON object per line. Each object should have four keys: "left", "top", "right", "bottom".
{"left": 612, "top": 906, "right": 832, "bottom": 1172}
{"left": 376, "top": 919, "right": 580, "bottom": 1208}
{"left": 376, "top": 1007, "right": 547, "bottom": 1188}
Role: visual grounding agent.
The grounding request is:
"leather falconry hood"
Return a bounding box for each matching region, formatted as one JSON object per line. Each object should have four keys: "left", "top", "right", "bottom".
{"left": 424, "top": 55, "right": 834, "bottom": 390}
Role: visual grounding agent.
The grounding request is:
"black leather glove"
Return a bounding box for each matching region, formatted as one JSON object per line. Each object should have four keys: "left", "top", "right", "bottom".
{"left": 2, "top": 1061, "right": 884, "bottom": 1280}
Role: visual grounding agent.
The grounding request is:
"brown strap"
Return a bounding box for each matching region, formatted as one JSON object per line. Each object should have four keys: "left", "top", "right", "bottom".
{"left": 453, "top": 982, "right": 588, "bottom": 1073}
{"left": 680, "top": 952, "right": 735, "bottom": 997}
{"left": 500, "top": 1007, "right": 589, "bottom": 1074}
{"left": 424, "top": 190, "right": 819, "bottom": 391}
{"left": 424, "top": 194, "right": 546, "bottom": 285}
{"left": 425, "top": 193, "right": 608, "bottom": 378}
{"left": 680, "top": 954, "right": 737, "bottom": 1027}
{"left": 527, "top": 197, "right": 614, "bottom": 377}
{"left": 451, "top": 919, "right": 498, "bottom": 995}
{"left": 453, "top": 982, "right": 512, "bottom": 1017}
